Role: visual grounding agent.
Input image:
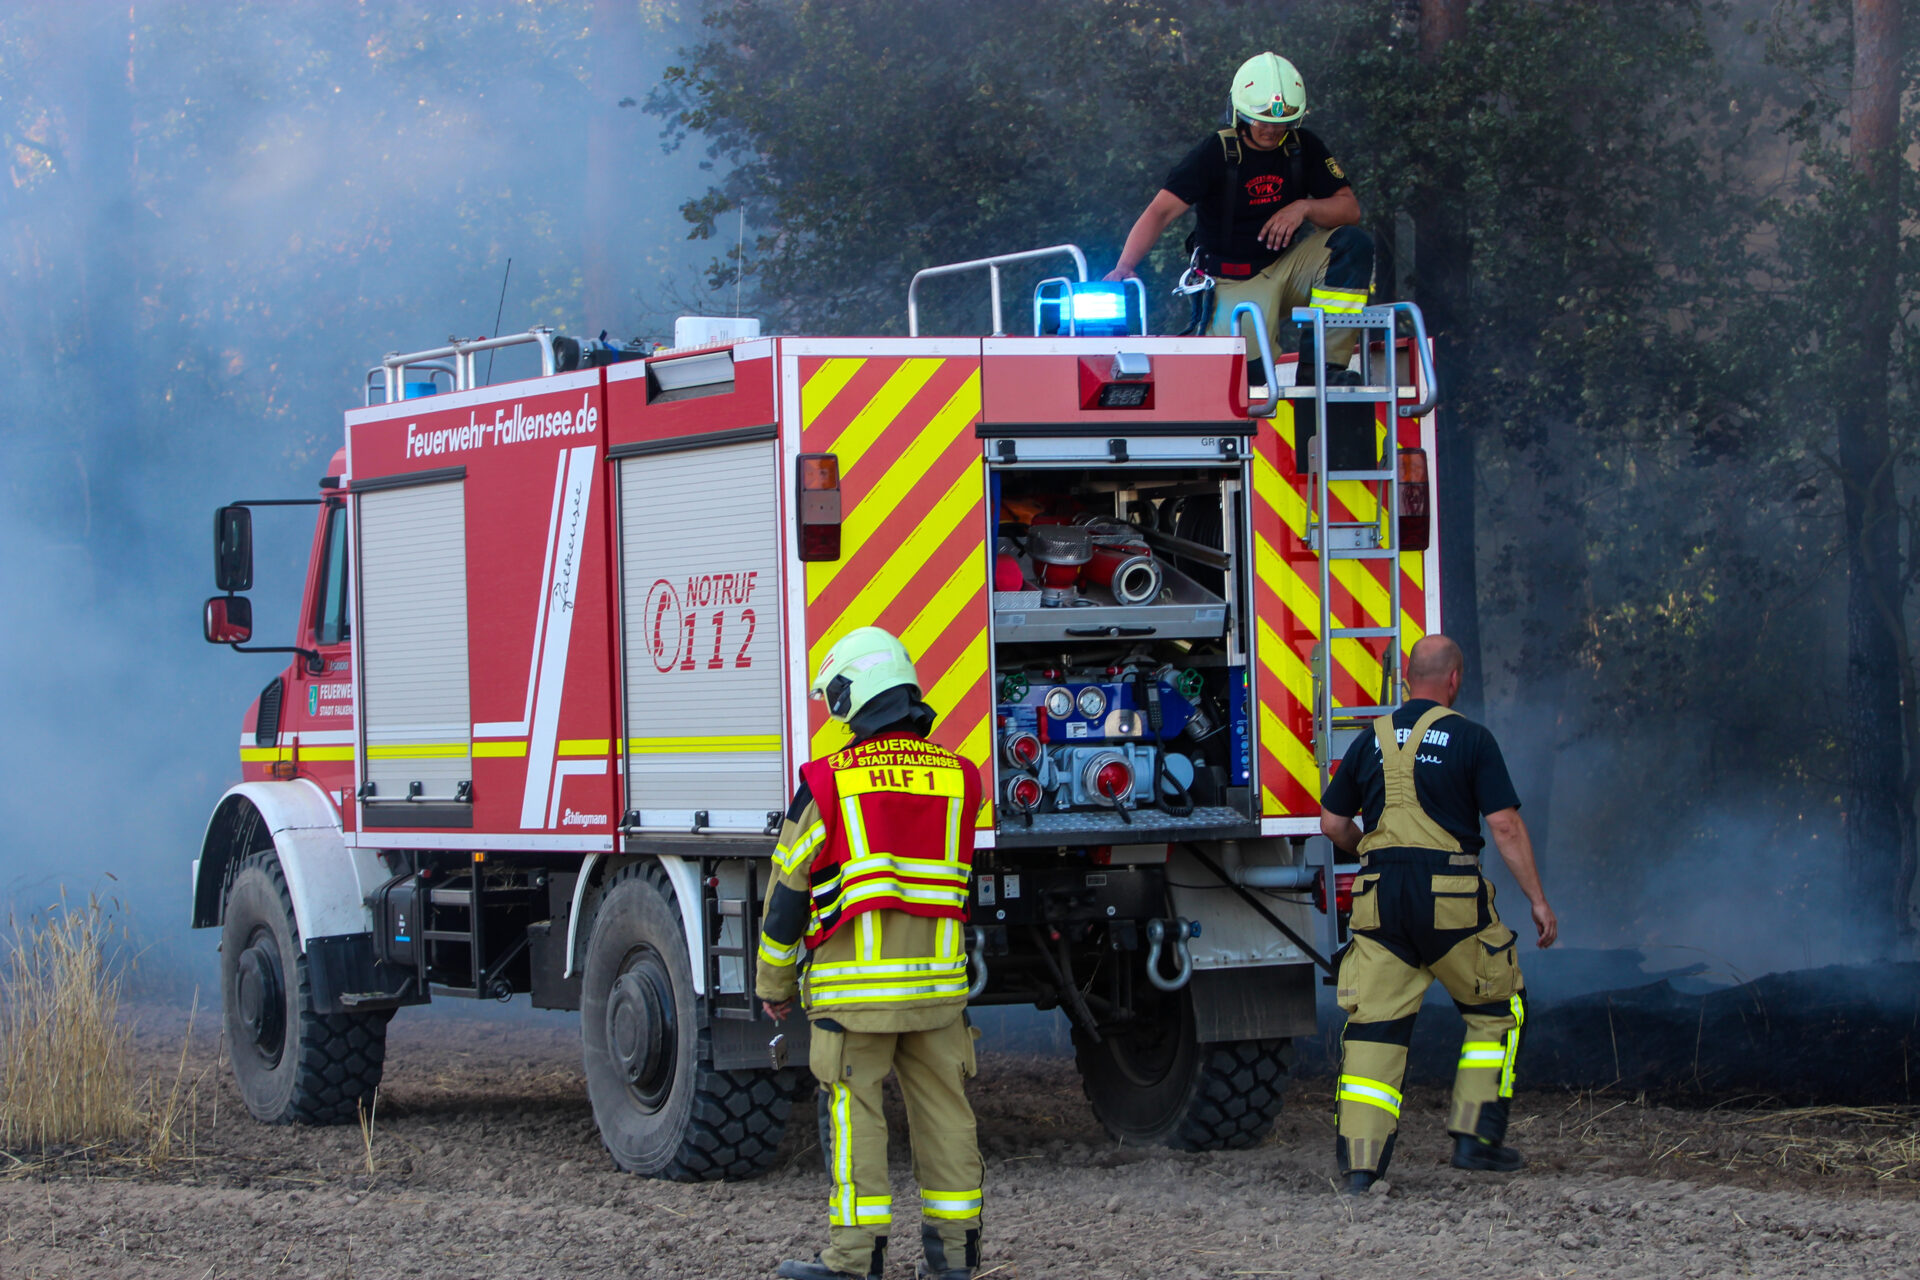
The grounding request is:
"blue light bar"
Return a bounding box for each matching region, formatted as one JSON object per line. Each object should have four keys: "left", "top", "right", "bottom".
{"left": 1065, "top": 285, "right": 1127, "bottom": 324}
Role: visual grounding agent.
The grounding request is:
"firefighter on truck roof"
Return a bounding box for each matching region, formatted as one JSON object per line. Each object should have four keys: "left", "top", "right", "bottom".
{"left": 1105, "top": 51, "right": 1374, "bottom": 388}
{"left": 759, "top": 627, "right": 986, "bottom": 1280}
{"left": 1318, "top": 635, "right": 1560, "bottom": 1193}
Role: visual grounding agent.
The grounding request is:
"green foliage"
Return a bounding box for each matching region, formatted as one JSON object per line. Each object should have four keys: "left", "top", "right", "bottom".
{"left": 660, "top": 0, "right": 1918, "bottom": 932}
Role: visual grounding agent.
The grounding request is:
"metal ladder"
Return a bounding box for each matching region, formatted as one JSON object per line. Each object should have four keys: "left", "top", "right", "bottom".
{"left": 1287, "top": 302, "right": 1437, "bottom": 793}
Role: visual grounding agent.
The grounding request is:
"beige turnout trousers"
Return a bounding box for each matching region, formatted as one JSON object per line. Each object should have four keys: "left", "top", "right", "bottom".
{"left": 1334, "top": 706, "right": 1526, "bottom": 1177}
{"left": 812, "top": 1014, "right": 983, "bottom": 1277}
{"left": 1207, "top": 225, "right": 1369, "bottom": 370}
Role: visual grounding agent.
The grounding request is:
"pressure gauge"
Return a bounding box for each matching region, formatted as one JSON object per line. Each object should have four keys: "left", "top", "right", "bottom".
{"left": 1044, "top": 686, "right": 1076, "bottom": 720}
{"left": 1075, "top": 686, "right": 1109, "bottom": 719}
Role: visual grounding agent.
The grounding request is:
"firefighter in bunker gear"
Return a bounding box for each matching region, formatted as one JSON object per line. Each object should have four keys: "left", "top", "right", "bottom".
{"left": 1105, "top": 51, "right": 1374, "bottom": 382}
{"left": 1319, "top": 635, "right": 1559, "bottom": 1194}
{"left": 760, "top": 627, "right": 987, "bottom": 1280}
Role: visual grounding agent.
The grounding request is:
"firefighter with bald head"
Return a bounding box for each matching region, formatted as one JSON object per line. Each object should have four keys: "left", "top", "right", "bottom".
{"left": 760, "top": 627, "right": 985, "bottom": 1280}
{"left": 1106, "top": 51, "right": 1374, "bottom": 385}
{"left": 1319, "top": 635, "right": 1559, "bottom": 1193}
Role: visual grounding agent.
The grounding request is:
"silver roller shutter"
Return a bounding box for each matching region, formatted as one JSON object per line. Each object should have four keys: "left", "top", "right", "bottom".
{"left": 620, "top": 441, "right": 783, "bottom": 829}
{"left": 357, "top": 480, "right": 471, "bottom": 802}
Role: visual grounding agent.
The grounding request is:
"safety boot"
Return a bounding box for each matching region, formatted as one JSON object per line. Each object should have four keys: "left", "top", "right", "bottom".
{"left": 1340, "top": 1169, "right": 1379, "bottom": 1196}
{"left": 917, "top": 1264, "right": 974, "bottom": 1280}
{"left": 1451, "top": 1134, "right": 1524, "bottom": 1173}
{"left": 776, "top": 1258, "right": 878, "bottom": 1280}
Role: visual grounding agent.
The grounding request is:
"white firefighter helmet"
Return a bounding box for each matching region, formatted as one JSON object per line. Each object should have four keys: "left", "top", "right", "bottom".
{"left": 809, "top": 626, "right": 921, "bottom": 726}
{"left": 1231, "top": 51, "right": 1307, "bottom": 126}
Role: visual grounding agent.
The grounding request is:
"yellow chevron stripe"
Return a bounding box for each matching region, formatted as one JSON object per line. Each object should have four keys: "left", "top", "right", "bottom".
{"left": 1259, "top": 701, "right": 1320, "bottom": 807}
{"left": 1257, "top": 418, "right": 1401, "bottom": 635}
{"left": 807, "top": 369, "right": 981, "bottom": 606}
{"left": 1254, "top": 532, "right": 1385, "bottom": 698}
{"left": 809, "top": 626, "right": 987, "bottom": 760}
{"left": 822, "top": 358, "right": 945, "bottom": 464}
{"left": 809, "top": 466, "right": 986, "bottom": 669}
{"left": 900, "top": 552, "right": 983, "bottom": 663}
{"left": 801, "top": 357, "right": 866, "bottom": 428}
{"left": 924, "top": 629, "right": 987, "bottom": 725}
{"left": 955, "top": 710, "right": 993, "bottom": 828}
{"left": 1402, "top": 548, "right": 1425, "bottom": 591}
{"left": 1252, "top": 446, "right": 1308, "bottom": 537}
{"left": 1256, "top": 615, "right": 1313, "bottom": 710}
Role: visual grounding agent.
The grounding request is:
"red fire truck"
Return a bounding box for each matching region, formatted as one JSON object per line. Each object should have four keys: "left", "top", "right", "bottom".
{"left": 196, "top": 245, "right": 1439, "bottom": 1179}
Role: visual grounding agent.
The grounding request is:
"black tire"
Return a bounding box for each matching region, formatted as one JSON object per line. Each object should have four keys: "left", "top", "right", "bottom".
{"left": 1072, "top": 981, "right": 1290, "bottom": 1151}
{"left": 580, "top": 860, "right": 799, "bottom": 1180}
{"left": 220, "top": 852, "right": 387, "bottom": 1125}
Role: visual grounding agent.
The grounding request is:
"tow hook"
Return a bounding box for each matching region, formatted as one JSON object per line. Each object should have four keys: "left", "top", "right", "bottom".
{"left": 1145, "top": 917, "right": 1196, "bottom": 992}
{"left": 967, "top": 926, "right": 989, "bottom": 998}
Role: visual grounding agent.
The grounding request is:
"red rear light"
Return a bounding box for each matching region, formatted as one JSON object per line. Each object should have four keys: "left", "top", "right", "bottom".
{"left": 1006, "top": 776, "right": 1043, "bottom": 812}
{"left": 1313, "top": 869, "right": 1360, "bottom": 915}
{"left": 1397, "top": 447, "right": 1430, "bottom": 553}
{"left": 796, "top": 453, "right": 842, "bottom": 562}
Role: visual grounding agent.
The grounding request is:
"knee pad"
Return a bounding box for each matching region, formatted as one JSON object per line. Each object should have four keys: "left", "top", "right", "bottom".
{"left": 1324, "top": 225, "right": 1375, "bottom": 288}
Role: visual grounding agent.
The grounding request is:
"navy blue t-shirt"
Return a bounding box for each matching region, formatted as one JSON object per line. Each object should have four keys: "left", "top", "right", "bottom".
{"left": 1320, "top": 699, "right": 1521, "bottom": 855}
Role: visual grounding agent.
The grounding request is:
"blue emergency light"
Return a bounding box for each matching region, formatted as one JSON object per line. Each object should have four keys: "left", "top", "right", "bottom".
{"left": 1032, "top": 278, "right": 1146, "bottom": 338}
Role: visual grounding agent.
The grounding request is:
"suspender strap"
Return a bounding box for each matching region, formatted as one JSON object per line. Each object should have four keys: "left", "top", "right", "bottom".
{"left": 1357, "top": 705, "right": 1464, "bottom": 857}
{"left": 1214, "top": 128, "right": 1240, "bottom": 262}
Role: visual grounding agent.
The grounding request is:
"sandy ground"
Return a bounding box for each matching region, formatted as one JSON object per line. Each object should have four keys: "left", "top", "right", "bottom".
{"left": 3, "top": 1006, "right": 1918, "bottom": 1280}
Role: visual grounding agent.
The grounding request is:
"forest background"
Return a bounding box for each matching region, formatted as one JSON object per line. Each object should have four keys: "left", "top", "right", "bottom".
{"left": 2, "top": 0, "right": 1915, "bottom": 984}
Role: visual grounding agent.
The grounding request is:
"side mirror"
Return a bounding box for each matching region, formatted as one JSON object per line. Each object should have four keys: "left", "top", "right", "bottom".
{"left": 204, "top": 595, "right": 253, "bottom": 645}
{"left": 215, "top": 505, "right": 253, "bottom": 592}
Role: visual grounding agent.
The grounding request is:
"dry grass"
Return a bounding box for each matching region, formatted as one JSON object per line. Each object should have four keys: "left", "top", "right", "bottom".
{"left": 1541, "top": 1089, "right": 1920, "bottom": 1191}
{"left": 0, "top": 895, "right": 143, "bottom": 1151}
{"left": 1, "top": 895, "right": 211, "bottom": 1172}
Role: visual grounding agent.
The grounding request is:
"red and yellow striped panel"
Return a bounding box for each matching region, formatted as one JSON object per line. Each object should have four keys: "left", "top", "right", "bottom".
{"left": 799, "top": 355, "right": 994, "bottom": 826}
{"left": 1249, "top": 401, "right": 1432, "bottom": 818}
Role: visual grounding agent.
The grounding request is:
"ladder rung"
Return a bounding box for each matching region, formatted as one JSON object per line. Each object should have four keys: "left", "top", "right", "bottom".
{"left": 707, "top": 946, "right": 748, "bottom": 959}
{"left": 419, "top": 930, "right": 470, "bottom": 943}
{"left": 1326, "top": 470, "right": 1394, "bottom": 481}
{"left": 1331, "top": 627, "right": 1397, "bottom": 638}
{"left": 1331, "top": 548, "right": 1398, "bottom": 560}
{"left": 1280, "top": 386, "right": 1399, "bottom": 402}
{"left": 1330, "top": 706, "right": 1396, "bottom": 719}
{"left": 717, "top": 898, "right": 748, "bottom": 918}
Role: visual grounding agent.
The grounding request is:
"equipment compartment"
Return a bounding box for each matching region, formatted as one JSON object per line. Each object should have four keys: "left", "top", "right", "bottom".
{"left": 988, "top": 465, "right": 1257, "bottom": 843}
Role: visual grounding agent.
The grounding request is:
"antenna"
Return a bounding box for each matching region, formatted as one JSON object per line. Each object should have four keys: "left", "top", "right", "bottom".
{"left": 485, "top": 257, "right": 513, "bottom": 384}
{"left": 734, "top": 203, "right": 746, "bottom": 317}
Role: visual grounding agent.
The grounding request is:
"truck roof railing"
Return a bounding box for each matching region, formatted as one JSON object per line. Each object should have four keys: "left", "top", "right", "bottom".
{"left": 908, "top": 244, "right": 1088, "bottom": 337}
{"left": 374, "top": 327, "right": 562, "bottom": 404}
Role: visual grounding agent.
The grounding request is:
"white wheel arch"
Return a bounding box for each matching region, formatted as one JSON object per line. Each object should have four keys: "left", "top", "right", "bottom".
{"left": 194, "top": 781, "right": 392, "bottom": 945}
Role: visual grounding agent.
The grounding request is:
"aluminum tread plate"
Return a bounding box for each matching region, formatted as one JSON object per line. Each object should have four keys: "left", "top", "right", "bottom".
{"left": 994, "top": 805, "right": 1257, "bottom": 847}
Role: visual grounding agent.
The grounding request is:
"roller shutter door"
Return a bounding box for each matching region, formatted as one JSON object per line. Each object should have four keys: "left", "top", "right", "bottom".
{"left": 619, "top": 441, "right": 783, "bottom": 829}
{"left": 357, "top": 479, "right": 471, "bottom": 806}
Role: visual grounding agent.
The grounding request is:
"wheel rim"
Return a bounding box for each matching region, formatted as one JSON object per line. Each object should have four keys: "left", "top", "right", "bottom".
{"left": 1105, "top": 992, "right": 1188, "bottom": 1089}
{"left": 234, "top": 928, "right": 286, "bottom": 1067}
{"left": 607, "top": 945, "right": 676, "bottom": 1110}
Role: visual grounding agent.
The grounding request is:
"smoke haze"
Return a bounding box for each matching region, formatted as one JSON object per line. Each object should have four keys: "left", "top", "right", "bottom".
{"left": 0, "top": 1, "right": 715, "bottom": 986}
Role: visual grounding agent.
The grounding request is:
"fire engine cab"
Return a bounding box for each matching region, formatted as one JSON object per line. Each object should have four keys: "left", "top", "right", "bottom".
{"left": 195, "top": 245, "right": 1439, "bottom": 1178}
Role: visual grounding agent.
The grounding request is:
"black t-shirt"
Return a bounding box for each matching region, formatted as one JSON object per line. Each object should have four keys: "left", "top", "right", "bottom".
{"left": 1163, "top": 126, "right": 1351, "bottom": 275}
{"left": 1320, "top": 699, "right": 1521, "bottom": 856}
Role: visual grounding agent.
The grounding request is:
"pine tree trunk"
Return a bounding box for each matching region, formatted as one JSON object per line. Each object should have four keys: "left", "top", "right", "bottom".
{"left": 1416, "top": 0, "right": 1484, "bottom": 713}
{"left": 1838, "top": 0, "right": 1907, "bottom": 950}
